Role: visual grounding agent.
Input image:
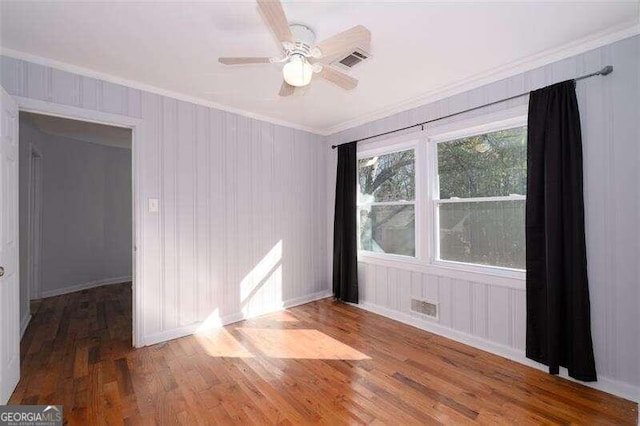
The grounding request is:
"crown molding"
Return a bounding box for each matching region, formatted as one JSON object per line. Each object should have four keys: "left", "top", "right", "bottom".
{"left": 324, "top": 19, "right": 640, "bottom": 136}
{"left": 2, "top": 17, "right": 638, "bottom": 138}
{"left": 0, "top": 47, "right": 326, "bottom": 135}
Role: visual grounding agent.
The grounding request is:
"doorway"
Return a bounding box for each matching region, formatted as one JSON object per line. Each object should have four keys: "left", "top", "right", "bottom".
{"left": 18, "top": 109, "right": 136, "bottom": 345}
{"left": 1, "top": 88, "right": 141, "bottom": 404}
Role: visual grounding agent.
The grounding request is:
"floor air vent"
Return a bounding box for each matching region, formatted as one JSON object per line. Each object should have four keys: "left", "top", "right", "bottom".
{"left": 332, "top": 48, "right": 370, "bottom": 71}
{"left": 411, "top": 299, "right": 438, "bottom": 319}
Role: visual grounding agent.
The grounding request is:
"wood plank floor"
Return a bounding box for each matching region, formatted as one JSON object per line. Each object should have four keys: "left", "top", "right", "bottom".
{"left": 10, "top": 283, "right": 638, "bottom": 425}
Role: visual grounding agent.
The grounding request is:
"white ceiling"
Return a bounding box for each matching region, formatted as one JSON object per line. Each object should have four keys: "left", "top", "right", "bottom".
{"left": 2, "top": 1, "right": 638, "bottom": 134}
{"left": 21, "top": 112, "right": 132, "bottom": 149}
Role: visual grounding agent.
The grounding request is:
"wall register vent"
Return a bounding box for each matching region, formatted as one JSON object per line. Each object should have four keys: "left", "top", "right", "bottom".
{"left": 411, "top": 299, "right": 438, "bottom": 319}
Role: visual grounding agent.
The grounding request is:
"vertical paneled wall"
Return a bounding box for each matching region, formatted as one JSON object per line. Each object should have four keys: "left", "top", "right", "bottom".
{"left": 328, "top": 35, "right": 639, "bottom": 396}
{"left": 1, "top": 55, "right": 330, "bottom": 346}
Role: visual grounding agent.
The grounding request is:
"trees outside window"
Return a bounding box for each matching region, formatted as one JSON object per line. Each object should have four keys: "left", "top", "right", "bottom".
{"left": 358, "top": 149, "right": 415, "bottom": 257}
{"left": 356, "top": 122, "right": 527, "bottom": 271}
{"left": 435, "top": 126, "right": 527, "bottom": 269}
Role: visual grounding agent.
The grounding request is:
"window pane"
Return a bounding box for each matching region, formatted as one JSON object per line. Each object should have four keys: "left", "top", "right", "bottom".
{"left": 437, "top": 127, "right": 526, "bottom": 199}
{"left": 438, "top": 200, "right": 525, "bottom": 269}
{"left": 360, "top": 205, "right": 415, "bottom": 256}
{"left": 358, "top": 150, "right": 415, "bottom": 203}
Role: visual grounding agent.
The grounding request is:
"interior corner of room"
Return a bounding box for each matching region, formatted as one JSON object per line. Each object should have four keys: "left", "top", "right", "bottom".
{"left": 0, "top": 0, "right": 638, "bottom": 423}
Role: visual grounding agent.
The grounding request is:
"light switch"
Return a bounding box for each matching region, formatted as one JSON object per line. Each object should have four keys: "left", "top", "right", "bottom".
{"left": 148, "top": 198, "right": 159, "bottom": 213}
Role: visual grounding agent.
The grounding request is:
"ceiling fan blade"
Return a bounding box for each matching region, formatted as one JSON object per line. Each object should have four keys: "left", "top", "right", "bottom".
{"left": 279, "top": 80, "right": 295, "bottom": 97}
{"left": 315, "top": 25, "right": 371, "bottom": 63}
{"left": 318, "top": 66, "right": 358, "bottom": 90}
{"left": 219, "top": 57, "right": 272, "bottom": 65}
{"left": 257, "top": 0, "right": 293, "bottom": 44}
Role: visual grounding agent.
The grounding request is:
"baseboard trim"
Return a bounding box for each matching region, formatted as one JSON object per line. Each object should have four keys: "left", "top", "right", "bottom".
{"left": 41, "top": 276, "right": 132, "bottom": 298}
{"left": 355, "top": 301, "right": 640, "bottom": 403}
{"left": 20, "top": 314, "right": 32, "bottom": 339}
{"left": 140, "top": 289, "right": 333, "bottom": 347}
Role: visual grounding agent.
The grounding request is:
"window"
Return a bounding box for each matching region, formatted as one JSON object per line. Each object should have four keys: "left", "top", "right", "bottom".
{"left": 354, "top": 109, "right": 527, "bottom": 279}
{"left": 433, "top": 125, "right": 527, "bottom": 270}
{"left": 358, "top": 148, "right": 416, "bottom": 257}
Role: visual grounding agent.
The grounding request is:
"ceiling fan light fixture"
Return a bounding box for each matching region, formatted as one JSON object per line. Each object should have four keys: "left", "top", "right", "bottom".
{"left": 283, "top": 54, "right": 313, "bottom": 87}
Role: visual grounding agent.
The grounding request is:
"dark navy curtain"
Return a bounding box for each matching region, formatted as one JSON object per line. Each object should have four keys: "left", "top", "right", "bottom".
{"left": 525, "top": 80, "right": 597, "bottom": 381}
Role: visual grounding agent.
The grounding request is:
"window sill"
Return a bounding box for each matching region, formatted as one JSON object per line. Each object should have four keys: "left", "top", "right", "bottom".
{"left": 431, "top": 259, "right": 525, "bottom": 281}
{"left": 358, "top": 251, "right": 420, "bottom": 264}
{"left": 357, "top": 254, "right": 525, "bottom": 290}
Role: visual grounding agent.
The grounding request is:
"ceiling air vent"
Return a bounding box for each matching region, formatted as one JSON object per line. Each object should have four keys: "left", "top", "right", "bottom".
{"left": 411, "top": 299, "right": 438, "bottom": 319}
{"left": 332, "top": 48, "right": 370, "bottom": 71}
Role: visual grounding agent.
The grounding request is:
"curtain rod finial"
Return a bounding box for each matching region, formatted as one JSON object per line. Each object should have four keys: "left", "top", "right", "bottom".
{"left": 331, "top": 145, "right": 337, "bottom": 149}
{"left": 601, "top": 65, "right": 613, "bottom": 76}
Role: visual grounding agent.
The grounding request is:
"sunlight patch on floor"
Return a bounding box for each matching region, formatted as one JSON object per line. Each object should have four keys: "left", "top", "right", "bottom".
{"left": 238, "top": 328, "right": 370, "bottom": 360}
{"left": 195, "top": 324, "right": 369, "bottom": 360}
{"left": 195, "top": 328, "right": 254, "bottom": 358}
{"left": 268, "top": 311, "right": 299, "bottom": 322}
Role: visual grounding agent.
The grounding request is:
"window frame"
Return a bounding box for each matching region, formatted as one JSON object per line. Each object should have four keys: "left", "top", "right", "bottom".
{"left": 426, "top": 111, "right": 528, "bottom": 279}
{"left": 356, "top": 135, "right": 423, "bottom": 262}
{"left": 354, "top": 106, "right": 528, "bottom": 287}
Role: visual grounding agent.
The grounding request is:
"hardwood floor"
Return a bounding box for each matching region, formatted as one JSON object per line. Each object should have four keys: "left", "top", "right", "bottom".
{"left": 10, "top": 283, "right": 638, "bottom": 425}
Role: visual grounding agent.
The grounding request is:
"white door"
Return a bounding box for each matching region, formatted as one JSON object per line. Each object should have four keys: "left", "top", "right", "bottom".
{"left": 0, "top": 85, "right": 20, "bottom": 404}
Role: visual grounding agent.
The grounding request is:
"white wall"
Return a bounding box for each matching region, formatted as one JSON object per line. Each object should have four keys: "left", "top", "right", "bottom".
{"left": 2, "top": 55, "right": 331, "bottom": 347}
{"left": 327, "top": 35, "right": 639, "bottom": 400}
{"left": 19, "top": 118, "right": 132, "bottom": 305}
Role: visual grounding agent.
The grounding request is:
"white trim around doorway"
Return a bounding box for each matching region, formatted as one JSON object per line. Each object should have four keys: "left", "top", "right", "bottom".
{"left": 14, "top": 96, "right": 143, "bottom": 347}
{"left": 25, "top": 142, "right": 43, "bottom": 302}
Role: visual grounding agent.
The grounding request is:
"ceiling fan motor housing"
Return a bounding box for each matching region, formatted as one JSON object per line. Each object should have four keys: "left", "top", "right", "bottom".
{"left": 290, "top": 24, "right": 316, "bottom": 45}
{"left": 284, "top": 24, "right": 319, "bottom": 58}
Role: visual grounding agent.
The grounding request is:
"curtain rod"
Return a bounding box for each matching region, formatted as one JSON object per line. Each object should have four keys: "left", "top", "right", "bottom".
{"left": 330, "top": 65, "right": 613, "bottom": 149}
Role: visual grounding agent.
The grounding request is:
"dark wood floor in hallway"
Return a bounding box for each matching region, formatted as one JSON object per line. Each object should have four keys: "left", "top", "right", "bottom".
{"left": 10, "top": 283, "right": 637, "bottom": 424}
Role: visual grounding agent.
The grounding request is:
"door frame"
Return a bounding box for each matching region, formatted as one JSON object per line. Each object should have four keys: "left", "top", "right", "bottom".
{"left": 15, "top": 96, "right": 143, "bottom": 347}
{"left": 25, "top": 143, "right": 43, "bottom": 304}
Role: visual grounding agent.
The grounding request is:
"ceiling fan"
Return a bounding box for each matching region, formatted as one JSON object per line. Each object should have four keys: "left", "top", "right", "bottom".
{"left": 218, "top": 0, "right": 371, "bottom": 96}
